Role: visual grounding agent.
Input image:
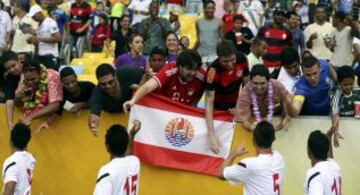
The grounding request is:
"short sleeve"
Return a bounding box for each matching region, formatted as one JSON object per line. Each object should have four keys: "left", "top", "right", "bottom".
{"left": 2, "top": 162, "right": 18, "bottom": 183}
{"left": 47, "top": 70, "right": 63, "bottom": 103}
{"left": 223, "top": 161, "right": 248, "bottom": 185}
{"left": 153, "top": 65, "right": 174, "bottom": 88}
{"left": 93, "top": 171, "right": 112, "bottom": 195}
{"left": 330, "top": 89, "right": 341, "bottom": 115}
{"left": 205, "top": 67, "right": 216, "bottom": 91}
{"left": 89, "top": 87, "right": 104, "bottom": 116}
{"left": 305, "top": 173, "right": 323, "bottom": 195}
{"left": 49, "top": 22, "right": 59, "bottom": 34}
{"left": 234, "top": 85, "right": 251, "bottom": 122}
{"left": 256, "top": 2, "right": 265, "bottom": 15}
{"left": 6, "top": 14, "right": 12, "bottom": 32}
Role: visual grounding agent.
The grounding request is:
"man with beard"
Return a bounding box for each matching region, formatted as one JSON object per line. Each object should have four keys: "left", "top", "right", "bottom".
{"left": 88, "top": 64, "right": 144, "bottom": 136}
{"left": 122, "top": 49, "right": 206, "bottom": 110}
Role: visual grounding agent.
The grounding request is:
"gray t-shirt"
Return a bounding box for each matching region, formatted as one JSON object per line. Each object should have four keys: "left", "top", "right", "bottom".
{"left": 196, "top": 17, "right": 221, "bottom": 56}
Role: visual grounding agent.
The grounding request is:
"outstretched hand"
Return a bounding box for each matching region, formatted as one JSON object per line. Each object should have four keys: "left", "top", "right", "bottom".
{"left": 234, "top": 141, "right": 248, "bottom": 157}
{"left": 130, "top": 119, "right": 141, "bottom": 136}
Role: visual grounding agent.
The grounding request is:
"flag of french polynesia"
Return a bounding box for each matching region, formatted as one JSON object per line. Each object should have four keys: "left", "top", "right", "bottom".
{"left": 128, "top": 93, "right": 235, "bottom": 176}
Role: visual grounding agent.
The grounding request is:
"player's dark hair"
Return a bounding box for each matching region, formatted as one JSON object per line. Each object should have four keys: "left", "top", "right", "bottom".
{"left": 250, "top": 64, "right": 270, "bottom": 80}
{"left": 11, "top": 123, "right": 31, "bottom": 150}
{"left": 301, "top": 56, "right": 319, "bottom": 68}
{"left": 216, "top": 40, "right": 237, "bottom": 57}
{"left": 337, "top": 66, "right": 354, "bottom": 83}
{"left": 281, "top": 46, "right": 300, "bottom": 67}
{"left": 308, "top": 130, "right": 329, "bottom": 160}
{"left": 253, "top": 121, "right": 275, "bottom": 148}
{"left": 177, "top": 49, "right": 200, "bottom": 70}
{"left": 96, "top": 63, "right": 115, "bottom": 79}
{"left": 60, "top": 67, "right": 76, "bottom": 79}
{"left": 105, "top": 124, "right": 129, "bottom": 157}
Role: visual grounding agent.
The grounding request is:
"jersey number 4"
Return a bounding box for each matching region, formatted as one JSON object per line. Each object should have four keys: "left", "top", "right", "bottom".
{"left": 123, "top": 174, "right": 138, "bottom": 195}
{"left": 273, "top": 173, "right": 280, "bottom": 194}
{"left": 331, "top": 177, "right": 342, "bottom": 195}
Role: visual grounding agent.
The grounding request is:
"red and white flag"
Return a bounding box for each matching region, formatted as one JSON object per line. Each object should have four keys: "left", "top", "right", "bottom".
{"left": 129, "top": 93, "right": 235, "bottom": 176}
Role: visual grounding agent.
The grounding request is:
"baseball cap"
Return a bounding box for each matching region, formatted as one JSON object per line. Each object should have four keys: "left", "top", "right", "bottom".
{"left": 28, "top": 5, "right": 42, "bottom": 17}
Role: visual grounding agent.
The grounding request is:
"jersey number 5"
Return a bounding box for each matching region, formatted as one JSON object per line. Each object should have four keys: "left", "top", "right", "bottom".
{"left": 273, "top": 173, "right": 280, "bottom": 194}
{"left": 123, "top": 174, "right": 138, "bottom": 195}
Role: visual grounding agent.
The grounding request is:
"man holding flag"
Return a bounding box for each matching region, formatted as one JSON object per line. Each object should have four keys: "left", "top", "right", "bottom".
{"left": 123, "top": 49, "right": 206, "bottom": 111}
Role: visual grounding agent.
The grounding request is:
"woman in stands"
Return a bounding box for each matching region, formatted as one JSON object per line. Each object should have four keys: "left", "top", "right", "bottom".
{"left": 165, "top": 32, "right": 179, "bottom": 64}
{"left": 114, "top": 33, "right": 146, "bottom": 70}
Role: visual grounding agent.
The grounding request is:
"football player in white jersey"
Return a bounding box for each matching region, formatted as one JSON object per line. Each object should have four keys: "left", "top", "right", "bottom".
{"left": 93, "top": 120, "right": 141, "bottom": 195}
{"left": 219, "top": 121, "right": 285, "bottom": 195}
{"left": 2, "top": 123, "right": 36, "bottom": 195}
{"left": 304, "top": 130, "right": 342, "bottom": 195}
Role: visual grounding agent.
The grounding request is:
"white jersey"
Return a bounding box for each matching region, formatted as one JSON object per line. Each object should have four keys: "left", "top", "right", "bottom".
{"left": 224, "top": 151, "right": 285, "bottom": 195}
{"left": 37, "top": 17, "right": 59, "bottom": 57}
{"left": 93, "top": 156, "right": 140, "bottom": 195}
{"left": 2, "top": 151, "right": 36, "bottom": 195}
{"left": 304, "top": 158, "right": 342, "bottom": 195}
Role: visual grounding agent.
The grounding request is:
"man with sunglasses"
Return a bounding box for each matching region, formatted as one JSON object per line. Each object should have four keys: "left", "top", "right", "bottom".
{"left": 88, "top": 64, "right": 144, "bottom": 136}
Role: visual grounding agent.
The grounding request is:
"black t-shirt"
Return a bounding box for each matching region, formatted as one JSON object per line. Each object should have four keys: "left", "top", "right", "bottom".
{"left": 4, "top": 74, "right": 20, "bottom": 101}
{"left": 90, "top": 66, "right": 144, "bottom": 116}
{"left": 112, "top": 28, "right": 132, "bottom": 59}
{"left": 59, "top": 81, "right": 95, "bottom": 114}
{"left": 225, "top": 27, "right": 254, "bottom": 55}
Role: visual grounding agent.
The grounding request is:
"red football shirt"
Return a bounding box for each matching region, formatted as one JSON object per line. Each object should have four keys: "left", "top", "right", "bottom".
{"left": 153, "top": 63, "right": 206, "bottom": 105}
{"left": 206, "top": 53, "right": 249, "bottom": 110}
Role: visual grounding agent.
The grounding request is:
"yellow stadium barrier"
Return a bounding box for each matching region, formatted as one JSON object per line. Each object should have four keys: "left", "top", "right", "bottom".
{"left": 70, "top": 58, "right": 95, "bottom": 67}
{"left": 0, "top": 106, "right": 359, "bottom": 194}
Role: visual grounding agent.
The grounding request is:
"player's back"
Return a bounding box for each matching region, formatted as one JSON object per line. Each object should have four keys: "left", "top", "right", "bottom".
{"left": 93, "top": 155, "right": 140, "bottom": 195}
{"left": 224, "top": 151, "right": 284, "bottom": 195}
{"left": 243, "top": 151, "right": 285, "bottom": 195}
{"left": 2, "top": 151, "right": 36, "bottom": 195}
{"left": 304, "top": 158, "right": 342, "bottom": 195}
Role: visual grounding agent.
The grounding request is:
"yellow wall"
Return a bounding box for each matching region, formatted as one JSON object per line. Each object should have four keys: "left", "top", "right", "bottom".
{"left": 0, "top": 107, "right": 359, "bottom": 195}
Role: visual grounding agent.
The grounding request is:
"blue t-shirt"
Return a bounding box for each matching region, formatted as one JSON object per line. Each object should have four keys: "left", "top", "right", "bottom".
{"left": 294, "top": 60, "right": 331, "bottom": 115}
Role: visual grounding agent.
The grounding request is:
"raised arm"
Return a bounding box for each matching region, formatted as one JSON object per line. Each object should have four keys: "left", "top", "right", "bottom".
{"left": 123, "top": 78, "right": 159, "bottom": 113}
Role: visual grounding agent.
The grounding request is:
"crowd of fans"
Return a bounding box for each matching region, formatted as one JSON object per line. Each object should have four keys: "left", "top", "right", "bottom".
{"left": 1, "top": 0, "right": 360, "bottom": 194}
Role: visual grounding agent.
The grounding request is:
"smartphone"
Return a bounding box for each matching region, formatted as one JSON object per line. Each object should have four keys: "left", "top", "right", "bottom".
{"left": 19, "top": 23, "right": 31, "bottom": 34}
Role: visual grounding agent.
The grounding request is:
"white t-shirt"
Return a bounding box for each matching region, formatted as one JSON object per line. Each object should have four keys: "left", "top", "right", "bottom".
{"left": 277, "top": 67, "right": 302, "bottom": 93}
{"left": 93, "top": 156, "right": 140, "bottom": 195}
{"left": 0, "top": 10, "right": 12, "bottom": 49}
{"left": 127, "top": 0, "right": 152, "bottom": 25}
{"left": 2, "top": 151, "right": 36, "bottom": 195}
{"left": 11, "top": 14, "right": 38, "bottom": 53}
{"left": 237, "top": 0, "right": 264, "bottom": 36}
{"left": 304, "top": 22, "right": 334, "bottom": 60}
{"left": 304, "top": 158, "right": 342, "bottom": 195}
{"left": 330, "top": 26, "right": 353, "bottom": 67}
{"left": 247, "top": 52, "right": 263, "bottom": 70}
{"left": 37, "top": 17, "right": 59, "bottom": 57}
{"left": 224, "top": 151, "right": 285, "bottom": 195}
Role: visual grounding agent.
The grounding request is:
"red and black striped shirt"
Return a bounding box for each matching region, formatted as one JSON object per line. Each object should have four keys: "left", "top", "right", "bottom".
{"left": 69, "top": 2, "right": 92, "bottom": 36}
{"left": 258, "top": 25, "right": 293, "bottom": 68}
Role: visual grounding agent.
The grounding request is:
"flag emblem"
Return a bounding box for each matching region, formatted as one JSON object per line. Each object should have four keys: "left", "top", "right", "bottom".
{"left": 165, "top": 118, "right": 194, "bottom": 147}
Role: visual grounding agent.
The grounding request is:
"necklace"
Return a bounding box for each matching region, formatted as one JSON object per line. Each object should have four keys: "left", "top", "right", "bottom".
{"left": 249, "top": 80, "right": 274, "bottom": 123}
